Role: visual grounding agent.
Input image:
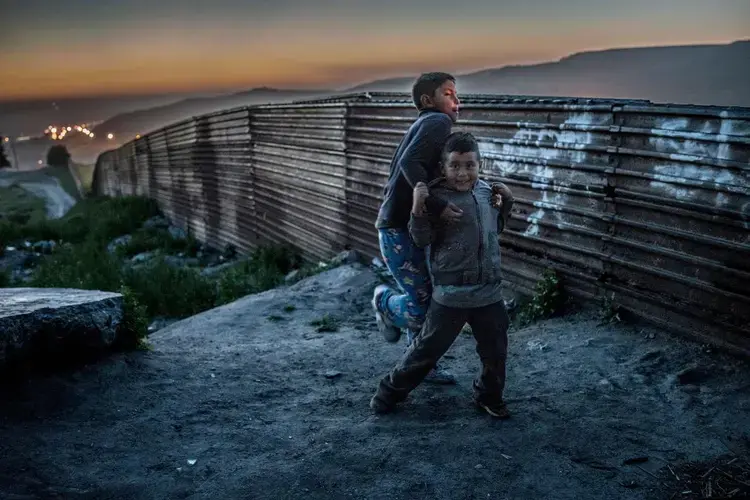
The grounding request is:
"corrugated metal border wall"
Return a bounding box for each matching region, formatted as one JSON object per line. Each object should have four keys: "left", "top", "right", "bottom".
{"left": 92, "top": 92, "right": 750, "bottom": 356}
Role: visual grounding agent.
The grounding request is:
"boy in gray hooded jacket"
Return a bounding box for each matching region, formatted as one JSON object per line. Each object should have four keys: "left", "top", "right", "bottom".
{"left": 370, "top": 131, "right": 515, "bottom": 418}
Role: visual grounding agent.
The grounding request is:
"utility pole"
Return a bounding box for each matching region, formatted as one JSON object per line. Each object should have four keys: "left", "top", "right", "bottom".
{"left": 10, "top": 138, "right": 20, "bottom": 170}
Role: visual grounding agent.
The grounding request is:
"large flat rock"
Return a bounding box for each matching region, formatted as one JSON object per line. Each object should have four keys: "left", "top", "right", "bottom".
{"left": 0, "top": 288, "right": 123, "bottom": 369}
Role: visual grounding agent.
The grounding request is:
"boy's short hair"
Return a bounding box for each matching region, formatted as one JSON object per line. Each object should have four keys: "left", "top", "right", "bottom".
{"left": 412, "top": 72, "right": 455, "bottom": 110}
{"left": 442, "top": 131, "right": 481, "bottom": 162}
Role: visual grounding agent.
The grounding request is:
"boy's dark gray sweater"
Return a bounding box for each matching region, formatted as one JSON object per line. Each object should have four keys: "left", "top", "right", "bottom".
{"left": 408, "top": 178, "right": 511, "bottom": 308}
{"left": 375, "top": 109, "right": 451, "bottom": 229}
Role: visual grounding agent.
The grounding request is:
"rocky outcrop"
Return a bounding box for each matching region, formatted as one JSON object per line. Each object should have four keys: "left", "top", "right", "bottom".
{"left": 0, "top": 288, "right": 123, "bottom": 371}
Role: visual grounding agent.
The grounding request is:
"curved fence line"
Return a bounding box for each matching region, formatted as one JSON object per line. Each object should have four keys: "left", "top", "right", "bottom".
{"left": 92, "top": 92, "right": 750, "bottom": 356}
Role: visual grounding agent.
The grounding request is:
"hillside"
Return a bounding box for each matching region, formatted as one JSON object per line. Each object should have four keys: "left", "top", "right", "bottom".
{"left": 1, "top": 263, "right": 748, "bottom": 499}
{"left": 346, "top": 40, "right": 750, "bottom": 107}
{"left": 88, "top": 87, "right": 332, "bottom": 141}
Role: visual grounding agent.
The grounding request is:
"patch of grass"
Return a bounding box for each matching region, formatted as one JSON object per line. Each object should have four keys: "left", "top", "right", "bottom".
{"left": 283, "top": 304, "right": 296, "bottom": 313}
{"left": 123, "top": 257, "right": 217, "bottom": 318}
{"left": 310, "top": 314, "right": 339, "bottom": 333}
{"left": 6, "top": 192, "right": 319, "bottom": 334}
{"left": 115, "top": 285, "right": 150, "bottom": 350}
{"left": 0, "top": 186, "right": 48, "bottom": 243}
{"left": 29, "top": 240, "right": 123, "bottom": 291}
{"left": 0, "top": 269, "right": 11, "bottom": 287}
{"left": 118, "top": 227, "right": 200, "bottom": 258}
{"left": 214, "top": 245, "right": 300, "bottom": 306}
{"left": 0, "top": 195, "right": 159, "bottom": 247}
{"left": 599, "top": 292, "right": 622, "bottom": 325}
{"left": 267, "top": 315, "right": 285, "bottom": 322}
{"left": 515, "top": 268, "right": 566, "bottom": 327}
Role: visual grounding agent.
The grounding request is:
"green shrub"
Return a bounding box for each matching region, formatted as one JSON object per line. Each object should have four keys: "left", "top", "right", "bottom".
{"left": 0, "top": 269, "right": 11, "bottom": 287}
{"left": 310, "top": 314, "right": 339, "bottom": 333}
{"left": 115, "top": 285, "right": 150, "bottom": 350}
{"left": 29, "top": 240, "right": 123, "bottom": 291}
{"left": 123, "top": 257, "right": 216, "bottom": 318}
{"left": 516, "top": 268, "right": 566, "bottom": 327}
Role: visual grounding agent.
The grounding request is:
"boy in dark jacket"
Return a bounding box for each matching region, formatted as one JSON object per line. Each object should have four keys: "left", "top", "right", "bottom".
{"left": 372, "top": 72, "right": 464, "bottom": 384}
{"left": 370, "top": 131, "right": 515, "bottom": 418}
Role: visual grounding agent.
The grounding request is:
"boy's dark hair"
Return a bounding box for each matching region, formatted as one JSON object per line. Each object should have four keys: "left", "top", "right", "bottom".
{"left": 441, "top": 131, "right": 481, "bottom": 162}
{"left": 412, "top": 72, "right": 455, "bottom": 110}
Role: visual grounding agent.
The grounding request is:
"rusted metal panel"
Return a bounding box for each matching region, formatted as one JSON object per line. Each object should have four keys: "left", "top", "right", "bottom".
{"left": 249, "top": 104, "right": 348, "bottom": 259}
{"left": 605, "top": 106, "right": 750, "bottom": 350}
{"left": 91, "top": 92, "right": 750, "bottom": 355}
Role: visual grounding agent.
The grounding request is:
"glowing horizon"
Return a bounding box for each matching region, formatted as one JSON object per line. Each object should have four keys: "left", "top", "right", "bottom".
{"left": 2, "top": 0, "right": 749, "bottom": 100}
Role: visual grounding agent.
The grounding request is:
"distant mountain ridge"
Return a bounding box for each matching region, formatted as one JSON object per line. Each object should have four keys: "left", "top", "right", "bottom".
{"left": 344, "top": 40, "right": 750, "bottom": 107}
{"left": 4, "top": 39, "right": 748, "bottom": 158}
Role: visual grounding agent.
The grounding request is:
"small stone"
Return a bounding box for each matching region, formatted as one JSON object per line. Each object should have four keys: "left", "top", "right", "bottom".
{"left": 168, "top": 226, "right": 187, "bottom": 240}
{"left": 676, "top": 365, "right": 710, "bottom": 385}
{"left": 324, "top": 371, "right": 342, "bottom": 379}
{"left": 143, "top": 215, "right": 169, "bottom": 229}
{"left": 284, "top": 270, "right": 300, "bottom": 284}
{"left": 330, "top": 250, "right": 359, "bottom": 267}
{"left": 131, "top": 251, "right": 156, "bottom": 264}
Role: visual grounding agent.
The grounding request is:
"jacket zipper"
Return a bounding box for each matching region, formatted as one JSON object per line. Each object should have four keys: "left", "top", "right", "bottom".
{"left": 472, "top": 191, "right": 483, "bottom": 281}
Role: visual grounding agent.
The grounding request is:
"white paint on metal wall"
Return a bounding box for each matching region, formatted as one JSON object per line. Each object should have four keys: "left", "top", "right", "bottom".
{"left": 647, "top": 116, "right": 746, "bottom": 202}
{"left": 478, "top": 114, "right": 597, "bottom": 236}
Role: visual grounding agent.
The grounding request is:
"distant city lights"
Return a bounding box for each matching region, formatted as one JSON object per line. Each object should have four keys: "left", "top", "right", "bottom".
{"left": 43, "top": 123, "right": 97, "bottom": 141}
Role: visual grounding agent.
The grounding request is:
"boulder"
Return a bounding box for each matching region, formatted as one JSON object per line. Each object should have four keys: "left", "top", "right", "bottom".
{"left": 107, "top": 234, "right": 132, "bottom": 253}
{"left": 143, "top": 215, "right": 170, "bottom": 230}
{"left": 0, "top": 288, "right": 123, "bottom": 370}
{"left": 168, "top": 226, "right": 187, "bottom": 240}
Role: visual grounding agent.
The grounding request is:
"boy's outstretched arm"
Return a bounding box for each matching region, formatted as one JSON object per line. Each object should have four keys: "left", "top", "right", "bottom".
{"left": 408, "top": 182, "right": 435, "bottom": 248}
{"left": 397, "top": 114, "right": 452, "bottom": 216}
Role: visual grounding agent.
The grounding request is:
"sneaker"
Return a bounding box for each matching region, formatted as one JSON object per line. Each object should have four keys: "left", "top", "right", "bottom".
{"left": 372, "top": 285, "right": 401, "bottom": 343}
{"left": 423, "top": 364, "right": 457, "bottom": 385}
{"left": 475, "top": 398, "right": 510, "bottom": 419}
{"left": 369, "top": 394, "right": 395, "bottom": 414}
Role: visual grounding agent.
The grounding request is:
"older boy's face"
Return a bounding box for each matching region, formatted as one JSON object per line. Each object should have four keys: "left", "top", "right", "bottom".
{"left": 429, "top": 80, "right": 460, "bottom": 123}
{"left": 443, "top": 151, "right": 479, "bottom": 191}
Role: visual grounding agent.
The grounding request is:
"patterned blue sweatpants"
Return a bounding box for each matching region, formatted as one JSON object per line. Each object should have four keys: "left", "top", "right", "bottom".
{"left": 377, "top": 228, "right": 432, "bottom": 343}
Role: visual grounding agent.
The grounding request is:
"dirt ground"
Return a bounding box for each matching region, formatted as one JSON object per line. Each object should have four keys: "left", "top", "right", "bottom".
{"left": 1, "top": 264, "right": 748, "bottom": 500}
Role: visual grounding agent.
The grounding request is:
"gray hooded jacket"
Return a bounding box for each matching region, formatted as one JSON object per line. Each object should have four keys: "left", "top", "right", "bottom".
{"left": 408, "top": 178, "right": 512, "bottom": 308}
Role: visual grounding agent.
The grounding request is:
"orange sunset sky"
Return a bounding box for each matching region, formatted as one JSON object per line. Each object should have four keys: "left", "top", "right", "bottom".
{"left": 1, "top": 0, "right": 749, "bottom": 100}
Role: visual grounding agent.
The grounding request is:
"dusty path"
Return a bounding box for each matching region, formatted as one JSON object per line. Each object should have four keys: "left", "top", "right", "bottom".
{"left": 0, "top": 264, "right": 748, "bottom": 500}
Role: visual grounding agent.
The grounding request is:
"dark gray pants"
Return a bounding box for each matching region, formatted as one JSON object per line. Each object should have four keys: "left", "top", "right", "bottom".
{"left": 374, "top": 299, "right": 509, "bottom": 406}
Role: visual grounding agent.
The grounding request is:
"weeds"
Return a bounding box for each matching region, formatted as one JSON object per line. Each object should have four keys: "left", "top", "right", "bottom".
{"left": 310, "top": 314, "right": 339, "bottom": 333}
{"left": 283, "top": 304, "right": 296, "bottom": 313}
{"left": 115, "top": 285, "right": 150, "bottom": 350}
{"left": 599, "top": 292, "right": 622, "bottom": 325}
{"left": 117, "top": 227, "right": 200, "bottom": 258}
{"left": 9, "top": 195, "right": 305, "bottom": 324}
{"left": 516, "top": 268, "right": 566, "bottom": 327}
{"left": 267, "top": 315, "right": 285, "bottom": 322}
{"left": 0, "top": 269, "right": 11, "bottom": 287}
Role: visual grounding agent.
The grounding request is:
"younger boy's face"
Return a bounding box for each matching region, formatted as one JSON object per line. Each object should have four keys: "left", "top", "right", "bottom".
{"left": 442, "top": 151, "right": 479, "bottom": 191}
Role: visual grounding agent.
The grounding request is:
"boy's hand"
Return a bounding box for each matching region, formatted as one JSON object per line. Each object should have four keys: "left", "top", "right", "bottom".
{"left": 412, "top": 182, "right": 430, "bottom": 215}
{"left": 439, "top": 203, "right": 463, "bottom": 223}
{"left": 491, "top": 182, "right": 514, "bottom": 210}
